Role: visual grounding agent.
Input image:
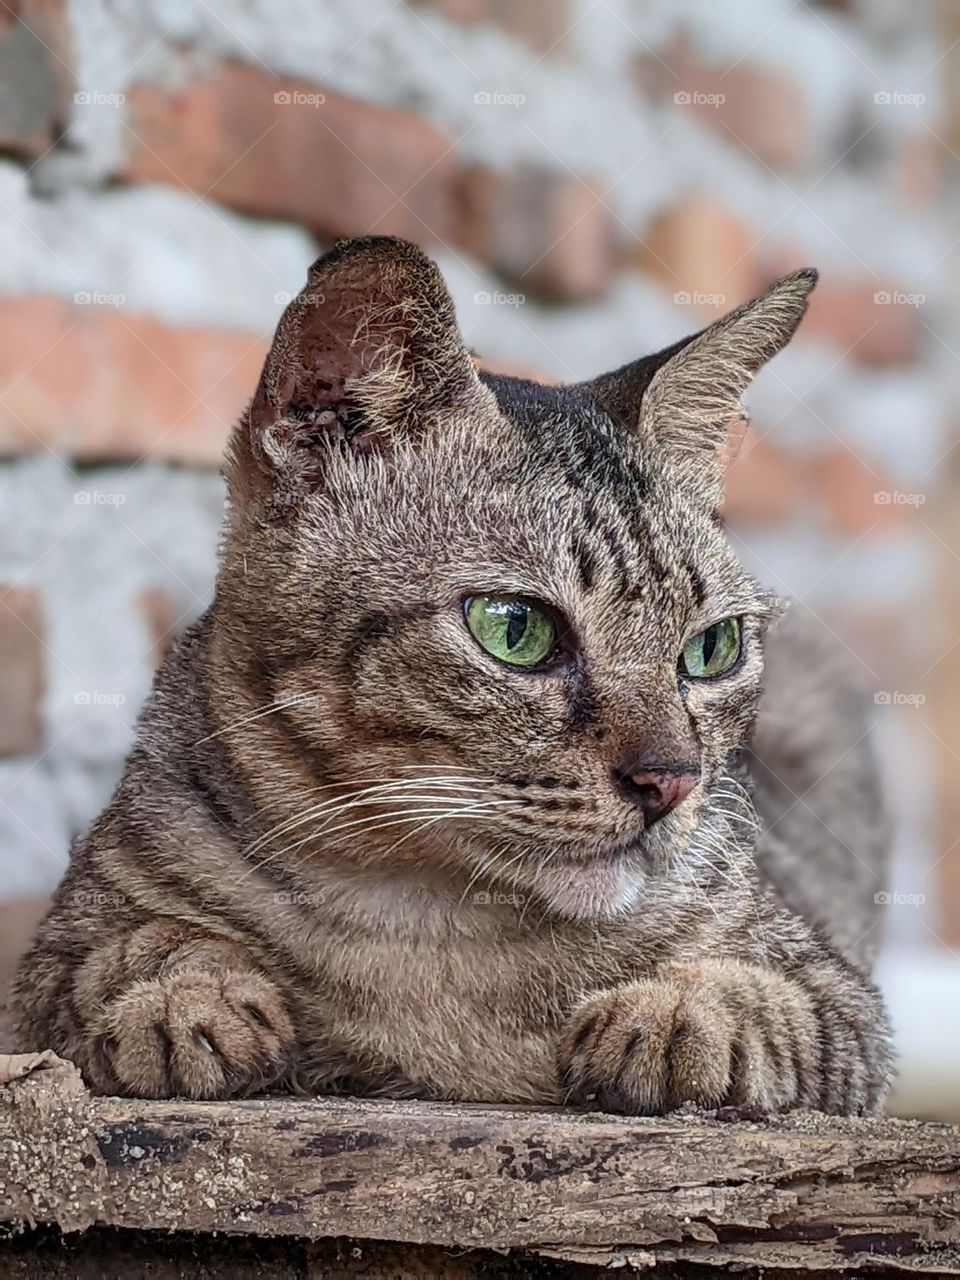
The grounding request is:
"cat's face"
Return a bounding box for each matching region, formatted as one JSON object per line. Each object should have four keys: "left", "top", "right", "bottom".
{"left": 221, "top": 238, "right": 814, "bottom": 919}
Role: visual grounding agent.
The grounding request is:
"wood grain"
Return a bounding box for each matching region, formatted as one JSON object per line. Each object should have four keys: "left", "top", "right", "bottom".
{"left": 2, "top": 1057, "right": 959, "bottom": 1275}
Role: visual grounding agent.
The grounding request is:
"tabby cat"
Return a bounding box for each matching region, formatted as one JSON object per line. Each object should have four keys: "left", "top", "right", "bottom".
{"left": 14, "top": 236, "right": 892, "bottom": 1113}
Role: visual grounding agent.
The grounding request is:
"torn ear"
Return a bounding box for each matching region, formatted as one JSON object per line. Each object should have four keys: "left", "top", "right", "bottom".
{"left": 582, "top": 269, "right": 818, "bottom": 501}
{"left": 242, "top": 236, "right": 479, "bottom": 490}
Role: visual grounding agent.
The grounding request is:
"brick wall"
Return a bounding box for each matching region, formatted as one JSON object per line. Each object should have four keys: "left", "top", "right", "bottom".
{"left": 0, "top": 0, "right": 956, "bottom": 963}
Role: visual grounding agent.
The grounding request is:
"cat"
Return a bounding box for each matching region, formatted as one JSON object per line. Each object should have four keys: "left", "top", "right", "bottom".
{"left": 13, "top": 236, "right": 892, "bottom": 1114}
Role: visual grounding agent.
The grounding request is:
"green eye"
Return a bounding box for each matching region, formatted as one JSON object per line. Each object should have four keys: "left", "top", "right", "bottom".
{"left": 681, "top": 618, "right": 741, "bottom": 679}
{"left": 464, "top": 596, "right": 558, "bottom": 668}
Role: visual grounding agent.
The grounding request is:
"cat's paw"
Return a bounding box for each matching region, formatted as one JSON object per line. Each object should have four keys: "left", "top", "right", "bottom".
{"left": 558, "top": 962, "right": 812, "bottom": 1115}
{"left": 90, "top": 968, "right": 295, "bottom": 1098}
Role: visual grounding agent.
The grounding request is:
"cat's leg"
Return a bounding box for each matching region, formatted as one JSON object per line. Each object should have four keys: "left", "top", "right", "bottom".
{"left": 557, "top": 945, "right": 892, "bottom": 1116}
{"left": 30, "top": 917, "right": 295, "bottom": 1098}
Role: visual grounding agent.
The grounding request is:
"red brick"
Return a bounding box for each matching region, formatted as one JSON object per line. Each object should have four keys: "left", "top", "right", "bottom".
{"left": 697, "top": 64, "right": 809, "bottom": 172}
{"left": 472, "top": 353, "right": 557, "bottom": 383}
{"left": 412, "top": 0, "right": 571, "bottom": 54}
{"left": 135, "top": 586, "right": 182, "bottom": 666}
{"left": 0, "top": 296, "right": 267, "bottom": 465}
{"left": 454, "top": 165, "right": 615, "bottom": 302}
{"left": 632, "top": 197, "right": 761, "bottom": 313}
{"left": 638, "top": 49, "right": 811, "bottom": 171}
{"left": 812, "top": 446, "right": 909, "bottom": 535}
{"left": 895, "top": 133, "right": 942, "bottom": 212}
{"left": 723, "top": 431, "right": 909, "bottom": 534}
{"left": 0, "top": 0, "right": 72, "bottom": 160}
{"left": 0, "top": 586, "right": 44, "bottom": 756}
{"left": 796, "top": 275, "right": 921, "bottom": 366}
{"left": 123, "top": 63, "right": 454, "bottom": 245}
{"left": 0, "top": 895, "right": 51, "bottom": 1051}
{"left": 723, "top": 431, "right": 805, "bottom": 524}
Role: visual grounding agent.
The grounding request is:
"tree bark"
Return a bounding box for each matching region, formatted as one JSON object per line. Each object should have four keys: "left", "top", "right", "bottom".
{"left": 2, "top": 1055, "right": 959, "bottom": 1276}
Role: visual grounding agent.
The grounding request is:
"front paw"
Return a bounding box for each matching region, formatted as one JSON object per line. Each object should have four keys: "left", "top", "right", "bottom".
{"left": 558, "top": 963, "right": 815, "bottom": 1115}
{"left": 90, "top": 968, "right": 295, "bottom": 1098}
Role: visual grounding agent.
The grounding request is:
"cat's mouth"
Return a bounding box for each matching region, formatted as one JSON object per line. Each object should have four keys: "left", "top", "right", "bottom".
{"left": 528, "top": 835, "right": 649, "bottom": 919}
{"left": 550, "top": 830, "right": 648, "bottom": 868}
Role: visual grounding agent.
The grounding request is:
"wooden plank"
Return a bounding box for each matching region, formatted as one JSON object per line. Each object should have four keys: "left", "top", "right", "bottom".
{"left": 2, "top": 1057, "right": 959, "bottom": 1275}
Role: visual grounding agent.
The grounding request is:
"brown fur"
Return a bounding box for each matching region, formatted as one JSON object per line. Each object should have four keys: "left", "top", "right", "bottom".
{"left": 13, "top": 237, "right": 892, "bottom": 1113}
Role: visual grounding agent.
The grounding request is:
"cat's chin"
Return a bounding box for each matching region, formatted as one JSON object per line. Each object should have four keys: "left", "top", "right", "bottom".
{"left": 528, "top": 855, "right": 647, "bottom": 920}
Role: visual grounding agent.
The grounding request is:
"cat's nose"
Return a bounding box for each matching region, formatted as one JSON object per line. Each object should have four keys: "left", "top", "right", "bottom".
{"left": 613, "top": 761, "right": 700, "bottom": 826}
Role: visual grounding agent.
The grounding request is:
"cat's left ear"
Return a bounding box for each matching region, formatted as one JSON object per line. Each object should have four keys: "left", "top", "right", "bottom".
{"left": 236, "top": 236, "right": 483, "bottom": 498}
{"left": 582, "top": 269, "right": 818, "bottom": 499}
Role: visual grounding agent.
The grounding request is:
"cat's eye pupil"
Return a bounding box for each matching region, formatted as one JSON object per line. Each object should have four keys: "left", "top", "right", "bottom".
{"left": 505, "top": 604, "right": 527, "bottom": 651}
{"left": 464, "top": 595, "right": 558, "bottom": 669}
{"left": 701, "top": 625, "right": 719, "bottom": 666}
{"left": 681, "top": 617, "right": 741, "bottom": 679}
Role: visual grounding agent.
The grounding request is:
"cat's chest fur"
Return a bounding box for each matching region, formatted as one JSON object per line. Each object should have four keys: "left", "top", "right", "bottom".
{"left": 261, "top": 877, "right": 684, "bottom": 1102}
{"left": 300, "top": 927, "right": 565, "bottom": 1100}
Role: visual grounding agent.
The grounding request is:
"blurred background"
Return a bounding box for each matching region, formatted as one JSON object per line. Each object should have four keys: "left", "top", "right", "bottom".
{"left": 0, "top": 0, "right": 957, "bottom": 1118}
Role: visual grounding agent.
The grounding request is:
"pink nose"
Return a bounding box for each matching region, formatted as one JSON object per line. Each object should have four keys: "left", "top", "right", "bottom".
{"left": 616, "top": 766, "right": 700, "bottom": 826}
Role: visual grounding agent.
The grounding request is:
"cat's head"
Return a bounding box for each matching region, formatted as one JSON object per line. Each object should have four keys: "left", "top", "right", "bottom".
{"left": 219, "top": 236, "right": 816, "bottom": 919}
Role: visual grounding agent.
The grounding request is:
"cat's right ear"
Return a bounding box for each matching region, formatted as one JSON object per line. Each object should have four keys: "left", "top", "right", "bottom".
{"left": 231, "top": 237, "right": 481, "bottom": 504}
{"left": 581, "top": 269, "right": 817, "bottom": 502}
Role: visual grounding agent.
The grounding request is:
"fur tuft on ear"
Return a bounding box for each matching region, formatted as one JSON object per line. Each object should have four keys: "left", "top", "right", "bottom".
{"left": 234, "top": 236, "right": 481, "bottom": 501}
{"left": 582, "top": 268, "right": 818, "bottom": 500}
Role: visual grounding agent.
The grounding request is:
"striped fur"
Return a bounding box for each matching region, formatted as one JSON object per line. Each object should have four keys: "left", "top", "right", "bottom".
{"left": 13, "top": 238, "right": 892, "bottom": 1113}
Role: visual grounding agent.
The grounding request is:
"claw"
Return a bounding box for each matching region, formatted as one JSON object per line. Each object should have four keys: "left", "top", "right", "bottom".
{"left": 195, "top": 1030, "right": 216, "bottom": 1055}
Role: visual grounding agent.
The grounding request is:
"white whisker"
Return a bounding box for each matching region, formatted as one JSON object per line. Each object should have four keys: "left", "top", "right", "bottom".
{"left": 243, "top": 776, "right": 491, "bottom": 859}
{"left": 317, "top": 799, "right": 521, "bottom": 848}
{"left": 245, "top": 797, "right": 521, "bottom": 880}
{"left": 381, "top": 806, "right": 513, "bottom": 859}
{"left": 195, "top": 692, "right": 315, "bottom": 746}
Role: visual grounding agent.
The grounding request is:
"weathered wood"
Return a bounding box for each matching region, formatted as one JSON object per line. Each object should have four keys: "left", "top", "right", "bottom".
{"left": 2, "top": 1057, "right": 959, "bottom": 1275}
